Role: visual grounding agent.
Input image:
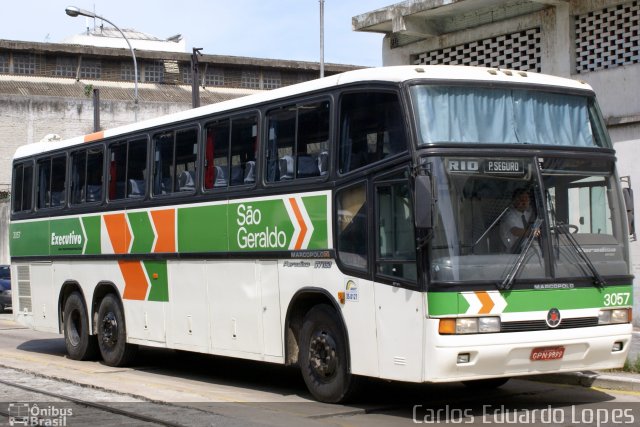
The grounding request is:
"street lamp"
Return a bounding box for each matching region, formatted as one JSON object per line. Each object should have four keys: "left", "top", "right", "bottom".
{"left": 65, "top": 6, "right": 139, "bottom": 121}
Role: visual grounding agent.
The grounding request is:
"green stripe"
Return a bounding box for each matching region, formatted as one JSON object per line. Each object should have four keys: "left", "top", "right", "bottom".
{"left": 427, "top": 285, "right": 633, "bottom": 316}
{"left": 128, "top": 212, "right": 155, "bottom": 253}
{"left": 143, "top": 260, "right": 169, "bottom": 302}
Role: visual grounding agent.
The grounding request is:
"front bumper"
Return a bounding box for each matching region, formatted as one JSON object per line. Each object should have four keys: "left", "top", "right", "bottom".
{"left": 424, "top": 321, "right": 632, "bottom": 382}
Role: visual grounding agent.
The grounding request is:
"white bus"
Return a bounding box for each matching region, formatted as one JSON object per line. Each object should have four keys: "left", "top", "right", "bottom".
{"left": 10, "top": 66, "right": 634, "bottom": 402}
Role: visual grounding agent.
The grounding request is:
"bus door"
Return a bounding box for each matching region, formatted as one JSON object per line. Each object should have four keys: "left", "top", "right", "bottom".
{"left": 372, "top": 169, "right": 424, "bottom": 381}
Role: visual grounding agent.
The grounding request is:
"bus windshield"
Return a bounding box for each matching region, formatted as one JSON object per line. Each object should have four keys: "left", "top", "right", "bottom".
{"left": 410, "top": 85, "right": 611, "bottom": 148}
{"left": 428, "top": 156, "right": 629, "bottom": 285}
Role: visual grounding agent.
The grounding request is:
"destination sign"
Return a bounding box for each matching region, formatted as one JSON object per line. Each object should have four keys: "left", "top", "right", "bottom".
{"left": 447, "top": 159, "right": 526, "bottom": 176}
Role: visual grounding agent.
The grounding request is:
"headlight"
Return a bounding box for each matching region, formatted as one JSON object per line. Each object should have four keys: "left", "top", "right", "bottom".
{"left": 599, "top": 308, "right": 630, "bottom": 325}
{"left": 439, "top": 317, "right": 501, "bottom": 334}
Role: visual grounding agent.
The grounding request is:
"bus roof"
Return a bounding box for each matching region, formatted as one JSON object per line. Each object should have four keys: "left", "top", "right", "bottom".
{"left": 13, "top": 65, "right": 594, "bottom": 160}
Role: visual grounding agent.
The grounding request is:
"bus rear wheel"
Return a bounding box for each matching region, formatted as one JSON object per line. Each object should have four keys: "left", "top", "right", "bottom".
{"left": 63, "top": 292, "right": 98, "bottom": 360}
{"left": 299, "top": 304, "right": 356, "bottom": 403}
{"left": 97, "top": 294, "right": 137, "bottom": 367}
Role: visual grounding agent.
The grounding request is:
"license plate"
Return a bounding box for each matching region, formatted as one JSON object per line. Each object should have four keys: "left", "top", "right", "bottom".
{"left": 530, "top": 346, "right": 565, "bottom": 361}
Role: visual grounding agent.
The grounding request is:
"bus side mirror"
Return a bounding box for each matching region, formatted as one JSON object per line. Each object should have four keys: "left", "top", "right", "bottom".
{"left": 414, "top": 175, "right": 432, "bottom": 230}
{"left": 622, "top": 187, "right": 635, "bottom": 239}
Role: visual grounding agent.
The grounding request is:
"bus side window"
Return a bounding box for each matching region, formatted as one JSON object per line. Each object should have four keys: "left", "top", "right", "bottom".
{"left": 109, "top": 143, "right": 127, "bottom": 200}
{"left": 204, "top": 120, "right": 230, "bottom": 190}
{"left": 126, "top": 139, "right": 147, "bottom": 198}
{"left": 175, "top": 128, "right": 198, "bottom": 192}
{"left": 37, "top": 156, "right": 66, "bottom": 209}
{"left": 230, "top": 115, "right": 257, "bottom": 186}
{"left": 336, "top": 182, "right": 368, "bottom": 270}
{"left": 339, "top": 92, "right": 406, "bottom": 174}
{"left": 267, "top": 102, "right": 329, "bottom": 182}
{"left": 11, "top": 162, "right": 33, "bottom": 213}
{"left": 73, "top": 148, "right": 104, "bottom": 204}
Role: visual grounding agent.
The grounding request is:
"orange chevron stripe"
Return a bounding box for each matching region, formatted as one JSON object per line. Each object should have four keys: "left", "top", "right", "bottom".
{"left": 83, "top": 131, "right": 104, "bottom": 143}
{"left": 119, "top": 260, "right": 148, "bottom": 300}
{"left": 151, "top": 209, "right": 176, "bottom": 253}
{"left": 476, "top": 291, "right": 495, "bottom": 314}
{"left": 288, "top": 198, "right": 307, "bottom": 250}
{"left": 104, "top": 213, "right": 131, "bottom": 254}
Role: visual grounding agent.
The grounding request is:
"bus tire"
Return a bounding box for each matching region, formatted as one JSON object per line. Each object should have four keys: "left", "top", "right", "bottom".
{"left": 97, "top": 294, "right": 137, "bottom": 367}
{"left": 63, "top": 292, "right": 98, "bottom": 360}
{"left": 299, "top": 304, "right": 355, "bottom": 403}
{"left": 462, "top": 377, "right": 510, "bottom": 389}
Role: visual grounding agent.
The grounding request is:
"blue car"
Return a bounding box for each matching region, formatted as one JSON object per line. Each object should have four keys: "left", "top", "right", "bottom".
{"left": 0, "top": 265, "right": 10, "bottom": 312}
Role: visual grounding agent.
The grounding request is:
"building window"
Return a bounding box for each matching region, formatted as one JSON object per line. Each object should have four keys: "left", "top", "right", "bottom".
{"left": 413, "top": 28, "right": 542, "bottom": 72}
{"left": 0, "top": 53, "right": 9, "bottom": 73}
{"left": 204, "top": 67, "right": 224, "bottom": 86}
{"left": 181, "top": 64, "right": 193, "bottom": 84}
{"left": 55, "top": 57, "right": 76, "bottom": 77}
{"left": 121, "top": 63, "right": 139, "bottom": 81}
{"left": 13, "top": 54, "right": 36, "bottom": 75}
{"left": 241, "top": 71, "right": 260, "bottom": 89}
{"left": 144, "top": 61, "right": 164, "bottom": 83}
{"left": 263, "top": 71, "right": 281, "bottom": 89}
{"left": 80, "top": 59, "right": 101, "bottom": 79}
{"left": 576, "top": 1, "right": 640, "bottom": 73}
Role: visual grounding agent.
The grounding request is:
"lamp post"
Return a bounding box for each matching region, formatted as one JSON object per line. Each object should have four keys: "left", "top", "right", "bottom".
{"left": 65, "top": 6, "right": 138, "bottom": 121}
{"left": 319, "top": 0, "right": 325, "bottom": 78}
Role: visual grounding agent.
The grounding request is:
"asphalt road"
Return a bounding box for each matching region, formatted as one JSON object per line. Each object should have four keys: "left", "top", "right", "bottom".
{"left": 1, "top": 311, "right": 639, "bottom": 427}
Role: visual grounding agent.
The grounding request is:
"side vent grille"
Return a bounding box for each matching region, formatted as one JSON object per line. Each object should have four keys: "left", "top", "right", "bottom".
{"left": 17, "top": 265, "right": 32, "bottom": 313}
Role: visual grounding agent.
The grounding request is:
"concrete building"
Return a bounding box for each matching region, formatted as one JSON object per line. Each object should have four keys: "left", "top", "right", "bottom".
{"left": 0, "top": 32, "right": 360, "bottom": 264}
{"left": 354, "top": 0, "right": 640, "bottom": 325}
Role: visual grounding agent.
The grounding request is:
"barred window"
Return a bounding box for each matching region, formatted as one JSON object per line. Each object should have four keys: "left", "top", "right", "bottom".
{"left": 121, "top": 63, "right": 138, "bottom": 81}
{"left": 181, "top": 64, "right": 193, "bottom": 84}
{"left": 576, "top": 1, "right": 640, "bottom": 73}
{"left": 204, "top": 67, "right": 224, "bottom": 86}
{"left": 144, "top": 61, "right": 164, "bottom": 83}
{"left": 55, "top": 57, "right": 76, "bottom": 77}
{"left": 263, "top": 71, "right": 281, "bottom": 89}
{"left": 413, "top": 28, "right": 542, "bottom": 72}
{"left": 241, "top": 71, "right": 260, "bottom": 89}
{"left": 80, "top": 59, "right": 101, "bottom": 79}
{"left": 0, "top": 53, "right": 8, "bottom": 73}
{"left": 14, "top": 54, "right": 36, "bottom": 75}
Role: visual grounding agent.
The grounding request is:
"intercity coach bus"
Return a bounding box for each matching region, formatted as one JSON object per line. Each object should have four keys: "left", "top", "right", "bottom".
{"left": 10, "top": 66, "right": 634, "bottom": 402}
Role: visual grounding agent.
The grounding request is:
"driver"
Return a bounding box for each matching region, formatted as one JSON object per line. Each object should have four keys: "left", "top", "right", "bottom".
{"left": 500, "top": 188, "right": 539, "bottom": 252}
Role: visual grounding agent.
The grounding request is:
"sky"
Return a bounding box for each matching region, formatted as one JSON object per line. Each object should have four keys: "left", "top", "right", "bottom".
{"left": 0, "top": 0, "right": 394, "bottom": 67}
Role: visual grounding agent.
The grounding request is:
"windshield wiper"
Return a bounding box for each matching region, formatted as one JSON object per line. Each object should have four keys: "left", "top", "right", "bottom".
{"left": 471, "top": 205, "right": 510, "bottom": 251}
{"left": 554, "top": 222, "right": 606, "bottom": 289}
{"left": 499, "top": 218, "right": 543, "bottom": 291}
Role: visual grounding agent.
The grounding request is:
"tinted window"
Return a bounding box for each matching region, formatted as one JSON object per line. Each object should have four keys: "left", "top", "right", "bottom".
{"left": 12, "top": 162, "right": 33, "bottom": 213}
{"left": 336, "top": 182, "right": 368, "bottom": 270}
{"left": 266, "top": 101, "right": 329, "bottom": 182}
{"left": 37, "top": 155, "right": 66, "bottom": 209}
{"left": 339, "top": 92, "right": 406, "bottom": 174}
{"left": 204, "top": 115, "right": 257, "bottom": 189}
{"left": 71, "top": 147, "right": 104, "bottom": 204}
{"left": 109, "top": 138, "right": 147, "bottom": 200}
{"left": 153, "top": 128, "right": 198, "bottom": 195}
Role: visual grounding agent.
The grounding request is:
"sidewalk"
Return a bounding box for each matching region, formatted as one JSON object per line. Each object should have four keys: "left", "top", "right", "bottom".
{"left": 534, "top": 328, "right": 640, "bottom": 393}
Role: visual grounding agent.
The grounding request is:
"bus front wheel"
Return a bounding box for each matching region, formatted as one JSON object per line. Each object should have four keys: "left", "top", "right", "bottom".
{"left": 63, "top": 292, "right": 98, "bottom": 360}
{"left": 97, "top": 294, "right": 137, "bottom": 366}
{"left": 299, "top": 304, "right": 356, "bottom": 403}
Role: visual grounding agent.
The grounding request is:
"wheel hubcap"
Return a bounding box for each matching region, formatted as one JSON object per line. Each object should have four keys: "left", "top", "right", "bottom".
{"left": 67, "top": 310, "right": 81, "bottom": 346}
{"left": 101, "top": 312, "right": 118, "bottom": 348}
{"left": 309, "top": 330, "right": 338, "bottom": 379}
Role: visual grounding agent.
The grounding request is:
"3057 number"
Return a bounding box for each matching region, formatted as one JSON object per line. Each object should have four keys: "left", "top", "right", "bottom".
{"left": 603, "top": 292, "right": 631, "bottom": 307}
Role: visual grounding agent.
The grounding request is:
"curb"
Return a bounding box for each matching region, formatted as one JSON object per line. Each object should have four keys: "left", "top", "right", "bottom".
{"left": 527, "top": 371, "right": 640, "bottom": 392}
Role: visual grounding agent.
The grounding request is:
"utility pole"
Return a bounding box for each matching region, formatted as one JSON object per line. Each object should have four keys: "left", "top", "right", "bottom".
{"left": 319, "top": 0, "right": 325, "bottom": 78}
{"left": 191, "top": 47, "right": 203, "bottom": 108}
